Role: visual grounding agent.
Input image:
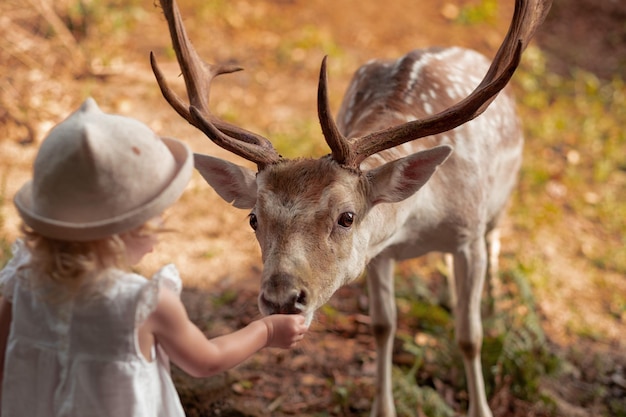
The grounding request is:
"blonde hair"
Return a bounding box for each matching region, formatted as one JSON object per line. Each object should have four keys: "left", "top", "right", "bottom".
{"left": 20, "top": 217, "right": 166, "bottom": 301}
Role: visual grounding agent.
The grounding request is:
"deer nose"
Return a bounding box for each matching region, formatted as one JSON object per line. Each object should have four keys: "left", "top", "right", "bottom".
{"left": 259, "top": 274, "right": 308, "bottom": 315}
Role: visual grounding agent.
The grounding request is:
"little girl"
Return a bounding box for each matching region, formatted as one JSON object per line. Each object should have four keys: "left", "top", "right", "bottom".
{"left": 0, "top": 98, "right": 307, "bottom": 417}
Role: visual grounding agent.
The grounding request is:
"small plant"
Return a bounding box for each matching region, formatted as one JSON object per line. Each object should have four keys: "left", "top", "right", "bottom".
{"left": 489, "top": 269, "right": 560, "bottom": 401}
{"left": 0, "top": 192, "right": 13, "bottom": 269}
{"left": 455, "top": 0, "right": 498, "bottom": 25}
{"left": 393, "top": 364, "right": 455, "bottom": 417}
{"left": 392, "top": 264, "right": 560, "bottom": 414}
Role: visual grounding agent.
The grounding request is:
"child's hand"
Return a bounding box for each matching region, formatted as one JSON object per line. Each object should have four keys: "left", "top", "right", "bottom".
{"left": 261, "top": 314, "right": 307, "bottom": 348}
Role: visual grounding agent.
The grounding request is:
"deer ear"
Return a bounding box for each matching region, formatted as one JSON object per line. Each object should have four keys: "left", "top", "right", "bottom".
{"left": 367, "top": 145, "right": 452, "bottom": 205}
{"left": 194, "top": 153, "right": 258, "bottom": 209}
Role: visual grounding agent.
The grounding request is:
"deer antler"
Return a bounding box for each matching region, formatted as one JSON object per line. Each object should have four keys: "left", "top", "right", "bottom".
{"left": 318, "top": 0, "right": 552, "bottom": 169}
{"left": 150, "top": 0, "right": 281, "bottom": 169}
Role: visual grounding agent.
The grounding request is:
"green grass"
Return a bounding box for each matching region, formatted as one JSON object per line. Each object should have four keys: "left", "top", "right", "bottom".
{"left": 455, "top": 0, "right": 499, "bottom": 25}
{"left": 391, "top": 265, "right": 560, "bottom": 416}
{"left": 273, "top": 24, "right": 345, "bottom": 66}
{"left": 270, "top": 117, "right": 331, "bottom": 159}
{"left": 0, "top": 179, "right": 12, "bottom": 269}
{"left": 62, "top": 0, "right": 146, "bottom": 49}
{"left": 512, "top": 46, "right": 626, "bottom": 289}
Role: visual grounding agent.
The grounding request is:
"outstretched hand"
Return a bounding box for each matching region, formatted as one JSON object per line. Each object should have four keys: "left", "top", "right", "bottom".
{"left": 261, "top": 314, "right": 308, "bottom": 349}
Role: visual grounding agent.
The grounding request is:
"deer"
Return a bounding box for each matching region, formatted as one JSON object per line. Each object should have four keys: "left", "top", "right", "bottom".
{"left": 150, "top": 0, "right": 551, "bottom": 416}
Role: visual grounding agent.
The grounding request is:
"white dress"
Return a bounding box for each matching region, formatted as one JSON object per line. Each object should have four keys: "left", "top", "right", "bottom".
{"left": 0, "top": 240, "right": 186, "bottom": 417}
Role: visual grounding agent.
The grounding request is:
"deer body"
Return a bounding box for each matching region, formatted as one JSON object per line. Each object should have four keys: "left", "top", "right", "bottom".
{"left": 194, "top": 46, "right": 522, "bottom": 417}
{"left": 151, "top": 1, "right": 550, "bottom": 415}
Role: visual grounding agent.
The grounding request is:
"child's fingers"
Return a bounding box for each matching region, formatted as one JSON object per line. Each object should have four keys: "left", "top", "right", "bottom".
{"left": 267, "top": 314, "right": 307, "bottom": 347}
{"left": 293, "top": 316, "right": 308, "bottom": 334}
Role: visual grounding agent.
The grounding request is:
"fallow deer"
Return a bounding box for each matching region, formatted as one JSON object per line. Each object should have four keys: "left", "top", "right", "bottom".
{"left": 151, "top": 0, "right": 551, "bottom": 416}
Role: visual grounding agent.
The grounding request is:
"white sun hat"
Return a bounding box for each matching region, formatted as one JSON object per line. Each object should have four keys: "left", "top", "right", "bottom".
{"left": 14, "top": 98, "right": 193, "bottom": 241}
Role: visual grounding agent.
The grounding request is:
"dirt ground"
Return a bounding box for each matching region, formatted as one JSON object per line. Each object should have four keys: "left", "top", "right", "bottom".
{"left": 1, "top": 0, "right": 625, "bottom": 416}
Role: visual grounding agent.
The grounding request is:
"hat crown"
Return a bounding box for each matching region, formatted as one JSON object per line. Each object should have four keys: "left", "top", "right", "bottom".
{"left": 10, "top": 97, "right": 197, "bottom": 243}
{"left": 31, "top": 98, "right": 177, "bottom": 224}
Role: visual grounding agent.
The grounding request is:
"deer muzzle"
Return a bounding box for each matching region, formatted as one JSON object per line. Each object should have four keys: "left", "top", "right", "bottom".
{"left": 258, "top": 272, "right": 312, "bottom": 322}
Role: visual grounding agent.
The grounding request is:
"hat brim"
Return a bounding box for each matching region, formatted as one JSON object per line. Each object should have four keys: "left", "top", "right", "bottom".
{"left": 14, "top": 137, "right": 193, "bottom": 242}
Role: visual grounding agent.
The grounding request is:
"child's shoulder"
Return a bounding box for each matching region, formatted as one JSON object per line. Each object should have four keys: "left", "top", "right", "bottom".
{"left": 110, "top": 265, "right": 181, "bottom": 293}
{"left": 150, "top": 264, "right": 182, "bottom": 295}
{"left": 132, "top": 264, "right": 182, "bottom": 325}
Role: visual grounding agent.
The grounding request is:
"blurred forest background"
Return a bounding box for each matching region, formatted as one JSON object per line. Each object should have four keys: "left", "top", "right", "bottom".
{"left": 0, "top": 0, "right": 625, "bottom": 416}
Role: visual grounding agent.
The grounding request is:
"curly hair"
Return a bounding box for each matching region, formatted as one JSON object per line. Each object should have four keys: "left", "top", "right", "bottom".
{"left": 20, "top": 217, "right": 166, "bottom": 301}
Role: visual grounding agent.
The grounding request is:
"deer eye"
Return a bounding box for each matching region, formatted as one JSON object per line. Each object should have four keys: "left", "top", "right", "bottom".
{"left": 249, "top": 213, "right": 258, "bottom": 231}
{"left": 337, "top": 212, "right": 355, "bottom": 228}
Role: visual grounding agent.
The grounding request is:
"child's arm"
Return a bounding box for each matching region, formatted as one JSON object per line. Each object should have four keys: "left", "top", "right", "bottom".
{"left": 0, "top": 297, "right": 12, "bottom": 406}
{"left": 144, "top": 287, "right": 307, "bottom": 378}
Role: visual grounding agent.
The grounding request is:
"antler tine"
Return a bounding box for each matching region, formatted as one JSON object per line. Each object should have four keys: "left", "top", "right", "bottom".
{"left": 317, "top": 56, "right": 352, "bottom": 165}
{"left": 477, "top": 0, "right": 550, "bottom": 93}
{"left": 320, "top": 0, "right": 551, "bottom": 169}
{"left": 151, "top": 0, "right": 281, "bottom": 169}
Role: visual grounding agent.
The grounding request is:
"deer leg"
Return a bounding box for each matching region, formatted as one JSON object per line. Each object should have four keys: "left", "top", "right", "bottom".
{"left": 485, "top": 227, "right": 501, "bottom": 315}
{"left": 444, "top": 253, "right": 458, "bottom": 310}
{"left": 366, "top": 255, "right": 397, "bottom": 417}
{"left": 453, "top": 238, "right": 493, "bottom": 417}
